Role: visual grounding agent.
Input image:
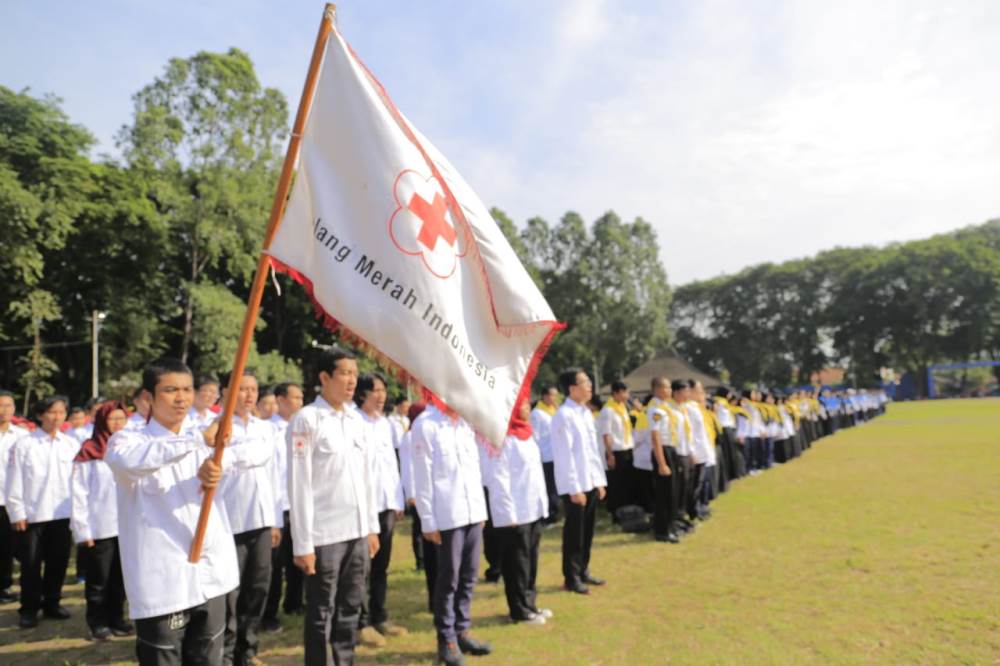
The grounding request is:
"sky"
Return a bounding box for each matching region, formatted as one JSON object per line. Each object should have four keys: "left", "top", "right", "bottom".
{"left": 3, "top": 0, "right": 999, "bottom": 285}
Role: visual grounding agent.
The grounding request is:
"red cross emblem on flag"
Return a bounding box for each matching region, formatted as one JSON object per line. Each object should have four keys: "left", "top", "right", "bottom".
{"left": 389, "top": 169, "right": 469, "bottom": 278}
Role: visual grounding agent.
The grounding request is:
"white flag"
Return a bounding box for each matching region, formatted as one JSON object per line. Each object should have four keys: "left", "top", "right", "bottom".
{"left": 268, "top": 25, "right": 563, "bottom": 445}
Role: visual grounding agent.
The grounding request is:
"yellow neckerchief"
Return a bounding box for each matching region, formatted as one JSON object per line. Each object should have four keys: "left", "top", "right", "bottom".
{"left": 699, "top": 404, "right": 721, "bottom": 445}
{"left": 785, "top": 401, "right": 801, "bottom": 427}
{"left": 535, "top": 401, "right": 557, "bottom": 417}
{"left": 633, "top": 408, "right": 649, "bottom": 431}
{"left": 648, "top": 396, "right": 678, "bottom": 442}
{"left": 605, "top": 396, "right": 633, "bottom": 441}
{"left": 670, "top": 400, "right": 693, "bottom": 441}
{"left": 714, "top": 397, "right": 732, "bottom": 416}
{"left": 729, "top": 403, "right": 749, "bottom": 418}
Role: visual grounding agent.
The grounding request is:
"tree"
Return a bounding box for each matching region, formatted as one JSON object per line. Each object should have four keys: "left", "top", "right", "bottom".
{"left": 118, "top": 48, "right": 289, "bottom": 364}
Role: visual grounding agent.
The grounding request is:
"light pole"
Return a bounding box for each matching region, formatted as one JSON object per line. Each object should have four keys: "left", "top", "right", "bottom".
{"left": 91, "top": 310, "right": 107, "bottom": 398}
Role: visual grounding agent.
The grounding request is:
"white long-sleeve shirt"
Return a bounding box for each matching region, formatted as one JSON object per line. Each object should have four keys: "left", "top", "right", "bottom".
{"left": 269, "top": 414, "right": 290, "bottom": 513}
{"left": 105, "top": 419, "right": 241, "bottom": 620}
{"left": 684, "top": 402, "right": 716, "bottom": 466}
{"left": 125, "top": 412, "right": 148, "bottom": 431}
{"left": 70, "top": 424, "right": 93, "bottom": 443}
{"left": 0, "top": 424, "right": 28, "bottom": 507}
{"left": 597, "top": 405, "right": 634, "bottom": 452}
{"left": 529, "top": 407, "right": 554, "bottom": 463}
{"left": 286, "top": 396, "right": 378, "bottom": 557}
{"left": 222, "top": 415, "right": 282, "bottom": 534}
{"left": 398, "top": 431, "right": 415, "bottom": 502}
{"left": 550, "top": 398, "right": 607, "bottom": 496}
{"left": 410, "top": 406, "right": 487, "bottom": 533}
{"left": 387, "top": 412, "right": 409, "bottom": 450}
{"left": 5, "top": 428, "right": 79, "bottom": 523}
{"left": 70, "top": 459, "right": 119, "bottom": 542}
{"left": 360, "top": 412, "right": 404, "bottom": 514}
{"left": 187, "top": 407, "right": 216, "bottom": 432}
{"left": 480, "top": 434, "right": 548, "bottom": 528}
{"left": 632, "top": 420, "right": 653, "bottom": 471}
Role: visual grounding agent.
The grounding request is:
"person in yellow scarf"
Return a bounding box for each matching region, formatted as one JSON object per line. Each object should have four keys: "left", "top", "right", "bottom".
{"left": 597, "top": 381, "right": 636, "bottom": 521}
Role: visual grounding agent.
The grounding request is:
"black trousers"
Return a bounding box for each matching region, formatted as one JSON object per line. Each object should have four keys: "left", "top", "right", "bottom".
{"left": 421, "top": 530, "right": 438, "bottom": 612}
{"left": 305, "top": 538, "right": 366, "bottom": 666}
{"left": 634, "top": 467, "right": 655, "bottom": 513}
{"left": 83, "top": 536, "right": 126, "bottom": 630}
{"left": 561, "top": 488, "right": 598, "bottom": 587}
{"left": 0, "top": 506, "right": 13, "bottom": 591}
{"left": 224, "top": 527, "right": 272, "bottom": 665}
{"left": 135, "top": 593, "right": 226, "bottom": 666}
{"left": 652, "top": 446, "right": 679, "bottom": 537}
{"left": 263, "top": 511, "right": 304, "bottom": 621}
{"left": 360, "top": 509, "right": 396, "bottom": 627}
{"left": 482, "top": 488, "right": 501, "bottom": 579}
{"left": 542, "top": 462, "right": 561, "bottom": 523}
{"left": 17, "top": 518, "right": 71, "bottom": 616}
{"left": 409, "top": 505, "right": 424, "bottom": 568}
{"left": 606, "top": 450, "right": 636, "bottom": 515}
{"left": 496, "top": 520, "right": 542, "bottom": 621}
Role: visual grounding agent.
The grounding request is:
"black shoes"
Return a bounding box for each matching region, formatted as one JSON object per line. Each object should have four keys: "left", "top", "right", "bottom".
{"left": 43, "top": 606, "right": 71, "bottom": 620}
{"left": 260, "top": 617, "right": 283, "bottom": 633}
{"left": 438, "top": 642, "right": 466, "bottom": 665}
{"left": 458, "top": 633, "right": 492, "bottom": 656}
{"left": 90, "top": 625, "right": 113, "bottom": 641}
{"left": 581, "top": 574, "right": 606, "bottom": 586}
{"left": 563, "top": 581, "right": 590, "bottom": 595}
{"left": 655, "top": 532, "right": 680, "bottom": 544}
{"left": 110, "top": 620, "right": 135, "bottom": 636}
{"left": 19, "top": 613, "right": 38, "bottom": 629}
{"left": 0, "top": 588, "right": 17, "bottom": 604}
{"left": 483, "top": 569, "right": 501, "bottom": 584}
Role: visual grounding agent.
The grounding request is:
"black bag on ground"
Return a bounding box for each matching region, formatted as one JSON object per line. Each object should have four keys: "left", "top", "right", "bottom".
{"left": 615, "top": 505, "right": 650, "bottom": 533}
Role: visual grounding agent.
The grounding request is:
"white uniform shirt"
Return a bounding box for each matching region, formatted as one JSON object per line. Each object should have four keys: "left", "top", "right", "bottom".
{"left": 480, "top": 434, "right": 549, "bottom": 528}
{"left": 684, "top": 402, "right": 716, "bottom": 466}
{"left": 646, "top": 399, "right": 676, "bottom": 456}
{"left": 70, "top": 424, "right": 93, "bottom": 443}
{"left": 5, "top": 428, "right": 79, "bottom": 523}
{"left": 286, "top": 397, "right": 379, "bottom": 557}
{"left": 187, "top": 407, "right": 216, "bottom": 432}
{"left": 269, "top": 414, "right": 290, "bottom": 512}
{"left": 222, "top": 415, "right": 282, "bottom": 534}
{"left": 748, "top": 404, "right": 766, "bottom": 438}
{"left": 632, "top": 418, "right": 652, "bottom": 471}
{"left": 550, "top": 398, "right": 607, "bottom": 496}
{"left": 360, "top": 412, "right": 404, "bottom": 513}
{"left": 597, "top": 405, "right": 634, "bottom": 452}
{"left": 529, "top": 407, "right": 554, "bottom": 463}
{"left": 125, "top": 412, "right": 148, "bottom": 431}
{"left": 0, "top": 424, "right": 28, "bottom": 506}
{"left": 71, "top": 459, "right": 118, "bottom": 542}
{"left": 398, "top": 431, "right": 416, "bottom": 502}
{"left": 410, "top": 406, "right": 487, "bottom": 533}
{"left": 387, "top": 412, "right": 410, "bottom": 450}
{"left": 715, "top": 402, "right": 735, "bottom": 429}
{"left": 105, "top": 419, "right": 242, "bottom": 620}
{"left": 735, "top": 413, "right": 751, "bottom": 440}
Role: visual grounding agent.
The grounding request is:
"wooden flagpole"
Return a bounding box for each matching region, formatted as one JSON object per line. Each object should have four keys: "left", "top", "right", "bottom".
{"left": 188, "top": 3, "right": 337, "bottom": 563}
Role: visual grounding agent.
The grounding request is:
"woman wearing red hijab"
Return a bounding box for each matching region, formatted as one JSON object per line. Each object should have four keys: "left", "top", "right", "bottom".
{"left": 70, "top": 401, "right": 132, "bottom": 641}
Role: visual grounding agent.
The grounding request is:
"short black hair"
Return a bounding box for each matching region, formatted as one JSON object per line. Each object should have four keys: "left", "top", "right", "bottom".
{"left": 142, "top": 358, "right": 193, "bottom": 395}
{"left": 195, "top": 373, "right": 220, "bottom": 390}
{"left": 670, "top": 379, "right": 687, "bottom": 392}
{"left": 68, "top": 406, "right": 86, "bottom": 416}
{"left": 0, "top": 389, "right": 13, "bottom": 401}
{"left": 540, "top": 384, "right": 557, "bottom": 395}
{"left": 714, "top": 387, "right": 730, "bottom": 398}
{"left": 611, "top": 380, "right": 628, "bottom": 394}
{"left": 84, "top": 397, "right": 104, "bottom": 410}
{"left": 258, "top": 385, "right": 274, "bottom": 398}
{"left": 315, "top": 346, "right": 356, "bottom": 382}
{"left": 132, "top": 386, "right": 146, "bottom": 401}
{"left": 642, "top": 394, "right": 654, "bottom": 406}
{"left": 219, "top": 369, "right": 256, "bottom": 389}
{"left": 558, "top": 367, "right": 587, "bottom": 396}
{"left": 354, "top": 373, "right": 387, "bottom": 407}
{"left": 686, "top": 379, "right": 700, "bottom": 389}
{"left": 588, "top": 396, "right": 604, "bottom": 410}
{"left": 32, "top": 395, "right": 69, "bottom": 422}
{"left": 273, "top": 382, "right": 301, "bottom": 398}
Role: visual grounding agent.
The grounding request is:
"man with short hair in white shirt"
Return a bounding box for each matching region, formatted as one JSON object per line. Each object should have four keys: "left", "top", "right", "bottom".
{"left": 480, "top": 400, "right": 551, "bottom": 625}
{"left": 412, "top": 402, "right": 492, "bottom": 666}
{"left": 261, "top": 380, "right": 305, "bottom": 632}
{"left": 355, "top": 373, "right": 407, "bottom": 646}
{"left": 551, "top": 368, "right": 607, "bottom": 595}
{"left": 598, "top": 380, "right": 636, "bottom": 519}
{"left": 6, "top": 394, "right": 78, "bottom": 627}
{"left": 125, "top": 387, "right": 152, "bottom": 431}
{"left": 530, "top": 385, "right": 560, "bottom": 525}
{"left": 387, "top": 398, "right": 410, "bottom": 450}
{"left": 287, "top": 347, "right": 380, "bottom": 666}
{"left": 188, "top": 374, "right": 220, "bottom": 432}
{"left": 219, "top": 371, "right": 283, "bottom": 666}
{"left": 105, "top": 358, "right": 240, "bottom": 665}
{"left": 0, "top": 389, "right": 27, "bottom": 604}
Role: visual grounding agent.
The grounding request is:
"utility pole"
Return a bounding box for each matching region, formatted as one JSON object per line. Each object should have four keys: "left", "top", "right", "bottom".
{"left": 91, "top": 310, "right": 107, "bottom": 398}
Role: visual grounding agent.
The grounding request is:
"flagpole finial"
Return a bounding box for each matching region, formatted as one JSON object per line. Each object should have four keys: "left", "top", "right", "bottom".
{"left": 325, "top": 3, "right": 337, "bottom": 21}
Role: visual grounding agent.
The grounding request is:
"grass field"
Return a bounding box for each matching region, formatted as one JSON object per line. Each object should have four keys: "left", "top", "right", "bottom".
{"left": 1, "top": 398, "right": 997, "bottom": 665}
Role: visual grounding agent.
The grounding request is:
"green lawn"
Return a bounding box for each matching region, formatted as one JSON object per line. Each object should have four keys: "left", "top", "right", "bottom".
{"left": 2, "top": 398, "right": 998, "bottom": 664}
